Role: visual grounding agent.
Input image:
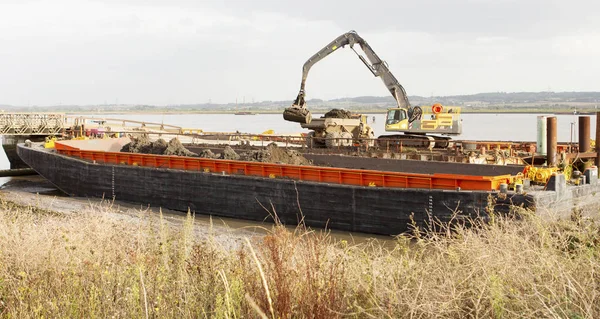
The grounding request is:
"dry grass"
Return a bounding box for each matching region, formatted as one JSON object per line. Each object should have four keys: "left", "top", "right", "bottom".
{"left": 0, "top": 197, "right": 599, "bottom": 318}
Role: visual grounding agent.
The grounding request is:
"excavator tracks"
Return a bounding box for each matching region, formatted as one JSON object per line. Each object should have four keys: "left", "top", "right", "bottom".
{"left": 377, "top": 134, "right": 451, "bottom": 149}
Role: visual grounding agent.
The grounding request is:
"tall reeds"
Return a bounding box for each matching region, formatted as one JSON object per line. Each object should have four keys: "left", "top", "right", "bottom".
{"left": 0, "top": 197, "right": 598, "bottom": 318}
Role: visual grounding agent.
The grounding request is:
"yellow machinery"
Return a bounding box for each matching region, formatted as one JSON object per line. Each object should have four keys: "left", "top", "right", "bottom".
{"left": 301, "top": 113, "right": 374, "bottom": 148}
{"left": 284, "top": 31, "right": 462, "bottom": 148}
{"left": 523, "top": 165, "right": 559, "bottom": 185}
{"left": 43, "top": 136, "right": 57, "bottom": 149}
{"left": 385, "top": 103, "right": 461, "bottom": 133}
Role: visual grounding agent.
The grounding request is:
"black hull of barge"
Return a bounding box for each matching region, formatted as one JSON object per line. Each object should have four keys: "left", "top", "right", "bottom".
{"left": 17, "top": 144, "right": 532, "bottom": 236}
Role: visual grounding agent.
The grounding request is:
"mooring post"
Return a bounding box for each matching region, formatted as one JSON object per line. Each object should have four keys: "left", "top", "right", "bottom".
{"left": 547, "top": 116, "right": 557, "bottom": 166}
{"left": 579, "top": 116, "right": 591, "bottom": 153}
{"left": 537, "top": 116, "right": 547, "bottom": 155}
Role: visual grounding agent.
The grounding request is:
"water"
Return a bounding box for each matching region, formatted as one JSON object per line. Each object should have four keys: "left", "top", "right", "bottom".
{"left": 0, "top": 137, "right": 10, "bottom": 170}
{"left": 73, "top": 112, "right": 595, "bottom": 142}
{"left": 1, "top": 112, "right": 595, "bottom": 170}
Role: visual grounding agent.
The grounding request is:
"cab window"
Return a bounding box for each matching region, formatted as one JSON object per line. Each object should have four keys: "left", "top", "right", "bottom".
{"left": 386, "top": 110, "right": 406, "bottom": 124}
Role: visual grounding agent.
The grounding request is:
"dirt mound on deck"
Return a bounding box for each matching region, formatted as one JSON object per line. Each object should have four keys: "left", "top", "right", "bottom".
{"left": 192, "top": 143, "right": 310, "bottom": 165}
{"left": 238, "top": 143, "right": 311, "bottom": 165}
{"left": 324, "top": 108, "right": 353, "bottom": 119}
{"left": 121, "top": 136, "right": 197, "bottom": 156}
{"left": 198, "top": 149, "right": 216, "bottom": 159}
{"left": 121, "top": 135, "right": 152, "bottom": 153}
{"left": 122, "top": 138, "right": 309, "bottom": 165}
{"left": 222, "top": 146, "right": 241, "bottom": 160}
{"left": 150, "top": 138, "right": 168, "bottom": 154}
{"left": 164, "top": 138, "right": 198, "bottom": 156}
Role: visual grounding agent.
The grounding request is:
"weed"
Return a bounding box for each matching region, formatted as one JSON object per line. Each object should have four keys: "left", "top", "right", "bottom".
{"left": 0, "top": 199, "right": 599, "bottom": 318}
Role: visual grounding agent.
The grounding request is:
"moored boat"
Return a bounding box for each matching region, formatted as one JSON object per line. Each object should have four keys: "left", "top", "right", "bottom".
{"left": 17, "top": 139, "right": 532, "bottom": 235}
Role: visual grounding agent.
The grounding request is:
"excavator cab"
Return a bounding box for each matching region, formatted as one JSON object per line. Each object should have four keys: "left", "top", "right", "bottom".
{"left": 385, "top": 108, "right": 409, "bottom": 131}
{"left": 385, "top": 105, "right": 462, "bottom": 135}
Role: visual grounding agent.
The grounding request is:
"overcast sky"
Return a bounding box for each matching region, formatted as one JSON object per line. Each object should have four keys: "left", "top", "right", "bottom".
{"left": 1, "top": 0, "right": 599, "bottom": 106}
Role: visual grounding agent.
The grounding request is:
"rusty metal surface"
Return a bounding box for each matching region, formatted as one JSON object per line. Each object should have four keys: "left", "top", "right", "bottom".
{"left": 596, "top": 112, "right": 600, "bottom": 166}
{"left": 547, "top": 117, "right": 557, "bottom": 166}
{"left": 303, "top": 153, "right": 524, "bottom": 176}
{"left": 185, "top": 145, "right": 524, "bottom": 175}
{"left": 579, "top": 116, "right": 591, "bottom": 153}
{"left": 565, "top": 152, "right": 598, "bottom": 159}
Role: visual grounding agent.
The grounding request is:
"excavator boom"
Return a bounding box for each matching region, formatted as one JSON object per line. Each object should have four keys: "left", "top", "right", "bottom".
{"left": 283, "top": 30, "right": 411, "bottom": 124}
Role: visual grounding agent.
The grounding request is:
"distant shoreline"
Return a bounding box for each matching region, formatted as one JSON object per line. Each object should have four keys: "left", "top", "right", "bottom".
{"left": 64, "top": 109, "right": 599, "bottom": 116}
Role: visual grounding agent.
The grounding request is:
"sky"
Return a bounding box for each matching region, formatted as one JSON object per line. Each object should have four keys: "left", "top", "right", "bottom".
{"left": 0, "top": 0, "right": 599, "bottom": 106}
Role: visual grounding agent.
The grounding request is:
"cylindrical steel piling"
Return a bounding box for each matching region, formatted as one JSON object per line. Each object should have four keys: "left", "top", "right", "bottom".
{"left": 536, "top": 116, "right": 547, "bottom": 155}
{"left": 596, "top": 112, "right": 600, "bottom": 166}
{"left": 579, "top": 116, "right": 591, "bottom": 153}
{"left": 547, "top": 117, "right": 557, "bottom": 166}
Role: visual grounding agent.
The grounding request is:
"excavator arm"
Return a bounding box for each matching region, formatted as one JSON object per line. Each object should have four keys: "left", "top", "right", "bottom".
{"left": 284, "top": 30, "right": 412, "bottom": 124}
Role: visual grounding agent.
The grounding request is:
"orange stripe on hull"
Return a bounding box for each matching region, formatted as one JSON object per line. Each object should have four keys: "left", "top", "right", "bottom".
{"left": 55, "top": 141, "right": 512, "bottom": 191}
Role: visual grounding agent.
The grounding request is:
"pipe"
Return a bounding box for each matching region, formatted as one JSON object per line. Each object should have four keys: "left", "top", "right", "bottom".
{"left": 579, "top": 116, "right": 591, "bottom": 153}
{"left": 596, "top": 112, "right": 600, "bottom": 166}
{"left": 0, "top": 168, "right": 37, "bottom": 177}
{"left": 536, "top": 116, "right": 547, "bottom": 155}
{"left": 547, "top": 117, "right": 557, "bottom": 167}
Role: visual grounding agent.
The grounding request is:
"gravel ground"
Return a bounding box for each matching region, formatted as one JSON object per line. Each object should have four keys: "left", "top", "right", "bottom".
{"left": 0, "top": 175, "right": 269, "bottom": 250}
{"left": 0, "top": 175, "right": 390, "bottom": 248}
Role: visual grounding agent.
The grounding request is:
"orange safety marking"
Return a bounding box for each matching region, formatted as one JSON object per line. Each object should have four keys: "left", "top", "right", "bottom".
{"left": 432, "top": 103, "right": 443, "bottom": 114}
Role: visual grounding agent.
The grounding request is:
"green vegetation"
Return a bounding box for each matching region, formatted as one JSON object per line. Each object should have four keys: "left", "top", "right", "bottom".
{"left": 3, "top": 91, "right": 600, "bottom": 114}
{"left": 0, "top": 197, "right": 599, "bottom": 318}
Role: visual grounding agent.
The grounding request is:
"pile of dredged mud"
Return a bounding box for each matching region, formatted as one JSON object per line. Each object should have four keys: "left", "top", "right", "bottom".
{"left": 323, "top": 108, "right": 353, "bottom": 119}
{"left": 121, "top": 136, "right": 197, "bottom": 157}
{"left": 122, "top": 137, "right": 311, "bottom": 166}
{"left": 200, "top": 144, "right": 311, "bottom": 166}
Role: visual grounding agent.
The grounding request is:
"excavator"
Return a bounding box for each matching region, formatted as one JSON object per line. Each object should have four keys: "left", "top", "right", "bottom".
{"left": 283, "top": 30, "right": 462, "bottom": 148}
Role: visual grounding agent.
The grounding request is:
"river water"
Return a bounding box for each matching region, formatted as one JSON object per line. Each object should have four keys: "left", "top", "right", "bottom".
{"left": 1, "top": 112, "right": 594, "bottom": 169}
{"left": 80, "top": 112, "right": 595, "bottom": 140}
{"left": 0, "top": 112, "right": 595, "bottom": 169}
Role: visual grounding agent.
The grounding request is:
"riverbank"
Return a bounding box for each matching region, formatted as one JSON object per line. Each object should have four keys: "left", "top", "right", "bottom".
{"left": 0, "top": 177, "right": 599, "bottom": 317}
{"left": 0, "top": 176, "right": 393, "bottom": 245}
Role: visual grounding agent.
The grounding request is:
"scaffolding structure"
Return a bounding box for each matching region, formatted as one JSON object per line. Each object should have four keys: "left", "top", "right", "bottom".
{"left": 0, "top": 113, "right": 66, "bottom": 135}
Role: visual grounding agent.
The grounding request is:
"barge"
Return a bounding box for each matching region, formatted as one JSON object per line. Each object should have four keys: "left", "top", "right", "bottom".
{"left": 17, "top": 139, "right": 534, "bottom": 236}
